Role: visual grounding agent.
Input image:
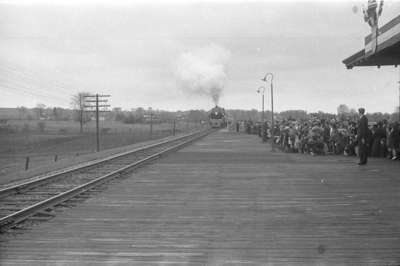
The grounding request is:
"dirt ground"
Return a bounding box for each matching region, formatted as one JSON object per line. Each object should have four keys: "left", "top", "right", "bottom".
{"left": 0, "top": 120, "right": 204, "bottom": 185}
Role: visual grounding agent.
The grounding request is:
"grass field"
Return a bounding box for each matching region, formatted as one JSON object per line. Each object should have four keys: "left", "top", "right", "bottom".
{"left": 0, "top": 119, "right": 205, "bottom": 183}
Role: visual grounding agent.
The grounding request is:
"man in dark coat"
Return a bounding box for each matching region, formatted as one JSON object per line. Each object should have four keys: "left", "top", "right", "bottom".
{"left": 357, "top": 107, "right": 369, "bottom": 165}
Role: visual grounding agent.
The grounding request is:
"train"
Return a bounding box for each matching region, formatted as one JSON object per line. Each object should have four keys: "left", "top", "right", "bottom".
{"left": 209, "top": 105, "right": 227, "bottom": 128}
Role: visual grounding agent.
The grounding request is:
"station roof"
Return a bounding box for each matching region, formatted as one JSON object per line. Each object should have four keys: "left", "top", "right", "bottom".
{"left": 343, "top": 14, "right": 400, "bottom": 69}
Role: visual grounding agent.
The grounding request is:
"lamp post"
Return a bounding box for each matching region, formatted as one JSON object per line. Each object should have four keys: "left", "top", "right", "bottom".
{"left": 261, "top": 73, "right": 274, "bottom": 150}
{"left": 257, "top": 86, "right": 266, "bottom": 141}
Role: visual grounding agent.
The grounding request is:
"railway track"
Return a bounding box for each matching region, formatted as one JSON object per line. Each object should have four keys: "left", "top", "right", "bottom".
{"left": 0, "top": 129, "right": 212, "bottom": 232}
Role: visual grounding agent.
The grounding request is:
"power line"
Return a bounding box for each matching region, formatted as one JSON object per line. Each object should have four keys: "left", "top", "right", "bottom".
{"left": 0, "top": 76, "right": 73, "bottom": 101}
{"left": 0, "top": 61, "right": 82, "bottom": 107}
{"left": 0, "top": 83, "right": 64, "bottom": 101}
{"left": 0, "top": 78, "right": 67, "bottom": 101}
{"left": 0, "top": 84, "right": 67, "bottom": 106}
{"left": 0, "top": 64, "right": 74, "bottom": 95}
{"left": 0, "top": 60, "right": 94, "bottom": 100}
{"left": 0, "top": 59, "right": 78, "bottom": 90}
{"left": 0, "top": 63, "right": 73, "bottom": 90}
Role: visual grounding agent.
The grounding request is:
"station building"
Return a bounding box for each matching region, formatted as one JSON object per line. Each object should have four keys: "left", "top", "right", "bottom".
{"left": 343, "top": 14, "right": 400, "bottom": 69}
{"left": 343, "top": 9, "right": 400, "bottom": 119}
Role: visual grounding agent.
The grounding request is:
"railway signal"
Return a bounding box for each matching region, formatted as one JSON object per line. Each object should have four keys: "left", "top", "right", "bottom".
{"left": 84, "top": 94, "right": 111, "bottom": 152}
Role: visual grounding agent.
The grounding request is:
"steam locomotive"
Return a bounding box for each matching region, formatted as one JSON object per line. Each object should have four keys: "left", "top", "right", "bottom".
{"left": 209, "top": 105, "right": 227, "bottom": 128}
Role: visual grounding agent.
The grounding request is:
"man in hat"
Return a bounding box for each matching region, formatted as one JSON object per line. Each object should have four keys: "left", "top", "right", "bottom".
{"left": 357, "top": 107, "right": 369, "bottom": 165}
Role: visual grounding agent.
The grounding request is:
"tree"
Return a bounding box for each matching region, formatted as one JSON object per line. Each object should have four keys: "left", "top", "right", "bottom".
{"left": 35, "top": 103, "right": 46, "bottom": 119}
{"left": 52, "top": 107, "right": 61, "bottom": 121}
{"left": 279, "top": 110, "right": 308, "bottom": 121}
{"left": 158, "top": 111, "right": 175, "bottom": 122}
{"left": 248, "top": 109, "right": 259, "bottom": 121}
{"left": 113, "top": 107, "right": 125, "bottom": 122}
{"left": 71, "top": 92, "right": 90, "bottom": 133}
{"left": 134, "top": 107, "right": 145, "bottom": 123}
{"left": 337, "top": 104, "right": 350, "bottom": 115}
{"left": 17, "top": 106, "right": 28, "bottom": 120}
{"left": 123, "top": 113, "right": 136, "bottom": 124}
{"left": 337, "top": 104, "right": 351, "bottom": 121}
{"left": 187, "top": 110, "right": 207, "bottom": 122}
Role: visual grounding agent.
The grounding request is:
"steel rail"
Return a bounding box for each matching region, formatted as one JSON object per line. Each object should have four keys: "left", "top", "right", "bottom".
{"left": 0, "top": 129, "right": 211, "bottom": 231}
{"left": 0, "top": 129, "right": 209, "bottom": 198}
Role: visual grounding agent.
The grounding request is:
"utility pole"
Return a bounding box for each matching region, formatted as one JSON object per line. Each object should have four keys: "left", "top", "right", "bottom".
{"left": 150, "top": 112, "right": 153, "bottom": 139}
{"left": 80, "top": 108, "right": 83, "bottom": 133}
{"left": 96, "top": 94, "right": 100, "bottom": 151}
{"left": 84, "top": 94, "right": 111, "bottom": 152}
{"left": 78, "top": 93, "right": 85, "bottom": 133}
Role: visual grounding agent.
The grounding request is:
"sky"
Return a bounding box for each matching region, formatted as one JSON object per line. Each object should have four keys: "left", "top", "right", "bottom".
{"left": 1, "top": 0, "right": 400, "bottom": 113}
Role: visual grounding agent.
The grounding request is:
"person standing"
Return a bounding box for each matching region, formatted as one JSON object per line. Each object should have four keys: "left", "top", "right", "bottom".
{"left": 357, "top": 108, "right": 369, "bottom": 165}
{"left": 371, "top": 121, "right": 386, "bottom": 157}
{"left": 389, "top": 122, "right": 400, "bottom": 160}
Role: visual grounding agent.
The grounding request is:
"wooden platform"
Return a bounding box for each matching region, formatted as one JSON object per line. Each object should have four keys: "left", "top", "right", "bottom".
{"left": 1, "top": 130, "right": 400, "bottom": 265}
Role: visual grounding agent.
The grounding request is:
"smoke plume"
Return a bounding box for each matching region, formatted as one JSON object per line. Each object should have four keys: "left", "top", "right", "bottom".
{"left": 174, "top": 44, "right": 230, "bottom": 105}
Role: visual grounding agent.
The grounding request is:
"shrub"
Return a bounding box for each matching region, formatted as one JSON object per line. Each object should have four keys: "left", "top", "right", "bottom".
{"left": 22, "top": 123, "right": 30, "bottom": 133}
{"left": 123, "top": 114, "right": 136, "bottom": 124}
{"left": 59, "top": 128, "right": 68, "bottom": 133}
{"left": 37, "top": 121, "right": 46, "bottom": 132}
{"left": 101, "top": 128, "right": 111, "bottom": 134}
{"left": 0, "top": 125, "right": 16, "bottom": 134}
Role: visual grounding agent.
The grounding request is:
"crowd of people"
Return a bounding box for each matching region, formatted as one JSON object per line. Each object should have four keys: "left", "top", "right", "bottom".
{"left": 238, "top": 113, "right": 400, "bottom": 161}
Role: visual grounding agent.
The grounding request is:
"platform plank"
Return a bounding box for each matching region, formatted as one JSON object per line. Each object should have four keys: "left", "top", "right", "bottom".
{"left": 1, "top": 130, "right": 400, "bottom": 265}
